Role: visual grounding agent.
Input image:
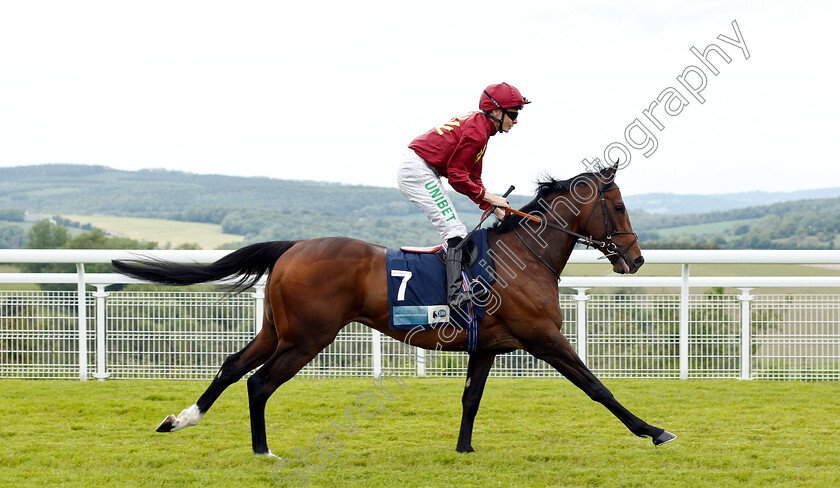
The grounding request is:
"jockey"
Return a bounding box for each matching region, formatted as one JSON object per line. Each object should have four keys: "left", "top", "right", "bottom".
{"left": 397, "top": 82, "right": 530, "bottom": 310}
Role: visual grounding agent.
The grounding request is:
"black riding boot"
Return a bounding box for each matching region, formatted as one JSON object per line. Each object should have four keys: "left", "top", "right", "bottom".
{"left": 446, "top": 237, "right": 489, "bottom": 310}
{"left": 445, "top": 237, "right": 467, "bottom": 309}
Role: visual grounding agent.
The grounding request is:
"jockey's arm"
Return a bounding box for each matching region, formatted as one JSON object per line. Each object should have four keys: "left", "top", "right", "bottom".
{"left": 482, "top": 192, "right": 510, "bottom": 221}
{"left": 482, "top": 192, "right": 510, "bottom": 209}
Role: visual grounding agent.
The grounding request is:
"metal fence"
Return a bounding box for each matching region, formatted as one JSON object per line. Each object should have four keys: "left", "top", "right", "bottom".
{"left": 2, "top": 249, "right": 840, "bottom": 381}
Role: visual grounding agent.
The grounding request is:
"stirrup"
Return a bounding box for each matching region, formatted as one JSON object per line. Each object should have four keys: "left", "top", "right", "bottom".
{"left": 449, "top": 287, "right": 489, "bottom": 309}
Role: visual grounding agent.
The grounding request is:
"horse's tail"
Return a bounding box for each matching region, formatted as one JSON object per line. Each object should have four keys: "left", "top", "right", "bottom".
{"left": 112, "top": 241, "right": 298, "bottom": 293}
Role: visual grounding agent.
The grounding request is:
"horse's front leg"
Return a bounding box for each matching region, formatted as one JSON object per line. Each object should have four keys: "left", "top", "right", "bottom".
{"left": 456, "top": 351, "right": 497, "bottom": 453}
{"left": 525, "top": 330, "right": 676, "bottom": 446}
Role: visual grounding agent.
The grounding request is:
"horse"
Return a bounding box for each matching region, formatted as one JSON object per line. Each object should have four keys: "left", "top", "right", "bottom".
{"left": 112, "top": 165, "right": 676, "bottom": 456}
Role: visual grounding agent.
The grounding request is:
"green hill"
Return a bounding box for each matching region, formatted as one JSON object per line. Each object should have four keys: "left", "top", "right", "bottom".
{"left": 0, "top": 164, "right": 538, "bottom": 249}
{"left": 1, "top": 164, "right": 838, "bottom": 250}
{"left": 633, "top": 197, "right": 840, "bottom": 249}
{"left": 0, "top": 164, "right": 535, "bottom": 220}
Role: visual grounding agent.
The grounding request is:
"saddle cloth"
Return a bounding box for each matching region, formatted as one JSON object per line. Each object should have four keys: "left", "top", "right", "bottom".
{"left": 385, "top": 229, "right": 492, "bottom": 331}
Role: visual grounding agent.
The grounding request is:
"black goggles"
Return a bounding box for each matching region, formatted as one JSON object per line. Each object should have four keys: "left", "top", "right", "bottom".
{"left": 502, "top": 109, "right": 519, "bottom": 121}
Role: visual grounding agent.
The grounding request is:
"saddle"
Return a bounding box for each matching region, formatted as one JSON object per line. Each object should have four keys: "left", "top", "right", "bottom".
{"left": 399, "top": 244, "right": 441, "bottom": 254}
{"left": 385, "top": 230, "right": 494, "bottom": 331}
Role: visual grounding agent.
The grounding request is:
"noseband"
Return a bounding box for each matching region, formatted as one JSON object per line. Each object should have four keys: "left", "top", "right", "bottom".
{"left": 512, "top": 178, "right": 639, "bottom": 279}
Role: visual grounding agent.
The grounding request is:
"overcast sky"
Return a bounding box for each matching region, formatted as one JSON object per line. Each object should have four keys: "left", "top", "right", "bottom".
{"left": 0, "top": 1, "right": 836, "bottom": 197}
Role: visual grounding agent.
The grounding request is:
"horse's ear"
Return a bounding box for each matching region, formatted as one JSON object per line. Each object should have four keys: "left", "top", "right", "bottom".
{"left": 598, "top": 158, "right": 619, "bottom": 182}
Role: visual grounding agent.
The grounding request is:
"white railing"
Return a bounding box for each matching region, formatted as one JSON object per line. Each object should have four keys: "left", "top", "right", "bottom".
{"left": 2, "top": 249, "right": 840, "bottom": 381}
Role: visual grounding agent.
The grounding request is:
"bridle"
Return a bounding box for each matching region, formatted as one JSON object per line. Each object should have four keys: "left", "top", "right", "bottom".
{"left": 511, "top": 177, "right": 639, "bottom": 279}
{"left": 582, "top": 178, "right": 640, "bottom": 261}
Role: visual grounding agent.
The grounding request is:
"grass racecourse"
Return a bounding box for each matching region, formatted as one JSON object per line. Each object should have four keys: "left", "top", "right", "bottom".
{"left": 1, "top": 379, "right": 839, "bottom": 487}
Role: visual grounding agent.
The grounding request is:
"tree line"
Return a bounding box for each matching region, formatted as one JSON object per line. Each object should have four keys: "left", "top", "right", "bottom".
{"left": 15, "top": 220, "right": 157, "bottom": 291}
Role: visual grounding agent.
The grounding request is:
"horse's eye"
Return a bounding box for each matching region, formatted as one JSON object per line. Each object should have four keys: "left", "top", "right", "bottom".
{"left": 615, "top": 204, "right": 625, "bottom": 214}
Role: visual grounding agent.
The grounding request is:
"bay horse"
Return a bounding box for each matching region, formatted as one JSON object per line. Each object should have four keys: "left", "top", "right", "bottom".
{"left": 112, "top": 166, "right": 676, "bottom": 456}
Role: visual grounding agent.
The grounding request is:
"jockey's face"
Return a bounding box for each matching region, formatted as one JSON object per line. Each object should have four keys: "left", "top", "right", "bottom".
{"left": 491, "top": 108, "right": 519, "bottom": 133}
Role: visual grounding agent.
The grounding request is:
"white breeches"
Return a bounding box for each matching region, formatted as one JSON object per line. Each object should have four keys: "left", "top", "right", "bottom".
{"left": 397, "top": 150, "right": 468, "bottom": 242}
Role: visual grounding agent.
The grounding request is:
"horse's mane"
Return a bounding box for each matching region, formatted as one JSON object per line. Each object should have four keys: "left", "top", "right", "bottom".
{"left": 490, "top": 168, "right": 614, "bottom": 235}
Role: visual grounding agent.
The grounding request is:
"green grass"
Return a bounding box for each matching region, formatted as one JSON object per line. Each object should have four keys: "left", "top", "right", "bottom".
{"left": 1, "top": 378, "right": 839, "bottom": 487}
{"left": 61, "top": 214, "right": 244, "bottom": 250}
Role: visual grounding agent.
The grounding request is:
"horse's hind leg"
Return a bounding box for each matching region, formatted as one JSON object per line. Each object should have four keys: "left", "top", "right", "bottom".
{"left": 156, "top": 310, "right": 278, "bottom": 433}
{"left": 526, "top": 332, "right": 676, "bottom": 446}
{"left": 456, "top": 352, "right": 497, "bottom": 453}
{"left": 245, "top": 334, "right": 336, "bottom": 456}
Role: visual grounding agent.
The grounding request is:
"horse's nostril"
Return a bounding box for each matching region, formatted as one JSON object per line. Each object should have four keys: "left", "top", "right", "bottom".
{"left": 635, "top": 256, "right": 645, "bottom": 267}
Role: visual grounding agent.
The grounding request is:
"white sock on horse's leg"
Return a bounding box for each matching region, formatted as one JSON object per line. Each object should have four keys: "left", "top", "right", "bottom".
{"left": 170, "top": 404, "right": 204, "bottom": 431}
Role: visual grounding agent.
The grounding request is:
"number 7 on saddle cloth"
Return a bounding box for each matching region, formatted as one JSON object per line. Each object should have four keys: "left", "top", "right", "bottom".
{"left": 385, "top": 229, "right": 494, "bottom": 331}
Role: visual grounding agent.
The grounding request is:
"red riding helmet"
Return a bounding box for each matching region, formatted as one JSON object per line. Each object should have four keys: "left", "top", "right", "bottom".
{"left": 479, "top": 82, "right": 531, "bottom": 111}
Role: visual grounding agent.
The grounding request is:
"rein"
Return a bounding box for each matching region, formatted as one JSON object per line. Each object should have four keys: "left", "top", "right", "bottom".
{"left": 481, "top": 206, "right": 606, "bottom": 249}
{"left": 508, "top": 178, "right": 638, "bottom": 279}
{"left": 505, "top": 208, "right": 606, "bottom": 249}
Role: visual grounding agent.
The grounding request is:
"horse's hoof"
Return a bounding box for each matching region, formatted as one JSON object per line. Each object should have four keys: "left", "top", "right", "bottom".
{"left": 652, "top": 429, "right": 677, "bottom": 446}
{"left": 456, "top": 445, "right": 475, "bottom": 454}
{"left": 254, "top": 450, "right": 277, "bottom": 458}
{"left": 156, "top": 414, "right": 177, "bottom": 432}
